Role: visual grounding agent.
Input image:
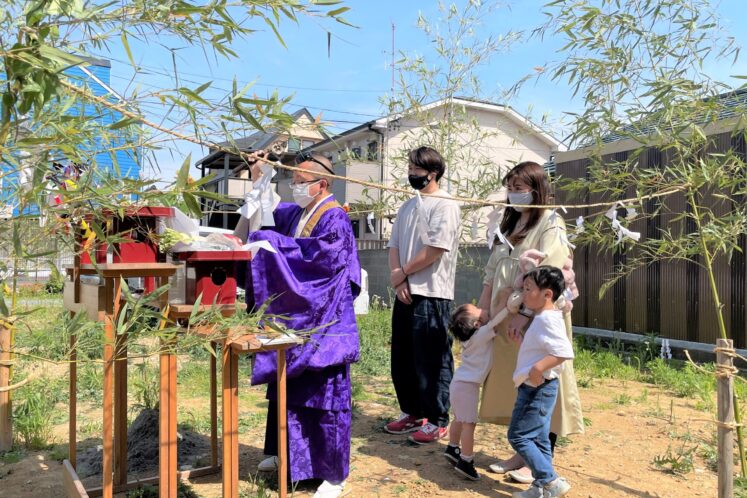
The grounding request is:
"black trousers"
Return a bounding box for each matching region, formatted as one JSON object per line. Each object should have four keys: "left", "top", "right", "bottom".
{"left": 391, "top": 295, "right": 454, "bottom": 427}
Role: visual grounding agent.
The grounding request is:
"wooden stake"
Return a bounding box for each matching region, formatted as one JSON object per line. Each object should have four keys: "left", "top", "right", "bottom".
{"left": 69, "top": 318, "right": 77, "bottom": 467}
{"left": 113, "top": 332, "right": 128, "bottom": 486}
{"left": 717, "top": 338, "right": 735, "bottom": 498}
{"left": 0, "top": 326, "right": 11, "bottom": 452}
{"left": 277, "top": 350, "right": 288, "bottom": 498}
{"left": 210, "top": 341, "right": 218, "bottom": 468}
{"left": 102, "top": 309, "right": 114, "bottom": 498}
{"left": 221, "top": 343, "right": 239, "bottom": 498}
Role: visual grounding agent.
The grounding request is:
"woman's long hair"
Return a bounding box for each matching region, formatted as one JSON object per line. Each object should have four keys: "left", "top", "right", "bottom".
{"left": 499, "top": 161, "right": 551, "bottom": 246}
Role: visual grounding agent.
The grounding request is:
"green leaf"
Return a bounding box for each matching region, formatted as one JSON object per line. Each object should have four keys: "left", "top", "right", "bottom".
{"left": 263, "top": 17, "right": 287, "bottom": 49}
{"left": 183, "top": 192, "right": 202, "bottom": 217}
{"left": 234, "top": 104, "right": 265, "bottom": 132}
{"left": 176, "top": 154, "right": 192, "bottom": 189}
{"left": 121, "top": 31, "right": 137, "bottom": 69}
{"left": 189, "top": 292, "right": 204, "bottom": 324}
{"left": 178, "top": 87, "right": 212, "bottom": 108}
{"left": 0, "top": 292, "right": 8, "bottom": 317}
{"left": 109, "top": 116, "right": 140, "bottom": 130}
{"left": 327, "top": 7, "right": 350, "bottom": 17}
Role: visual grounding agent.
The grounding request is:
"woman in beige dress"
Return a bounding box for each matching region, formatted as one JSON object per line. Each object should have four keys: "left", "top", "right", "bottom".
{"left": 478, "top": 161, "right": 584, "bottom": 482}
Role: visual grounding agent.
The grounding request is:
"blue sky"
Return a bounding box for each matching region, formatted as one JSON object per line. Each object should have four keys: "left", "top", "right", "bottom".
{"left": 93, "top": 0, "right": 747, "bottom": 182}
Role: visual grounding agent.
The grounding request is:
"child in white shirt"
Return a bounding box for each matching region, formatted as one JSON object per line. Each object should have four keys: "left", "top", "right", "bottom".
{"left": 444, "top": 303, "right": 503, "bottom": 481}
{"left": 508, "top": 266, "right": 574, "bottom": 498}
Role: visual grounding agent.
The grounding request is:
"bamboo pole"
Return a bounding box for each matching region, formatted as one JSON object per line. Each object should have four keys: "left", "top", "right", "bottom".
{"left": 717, "top": 338, "right": 735, "bottom": 498}
{"left": 0, "top": 325, "right": 11, "bottom": 451}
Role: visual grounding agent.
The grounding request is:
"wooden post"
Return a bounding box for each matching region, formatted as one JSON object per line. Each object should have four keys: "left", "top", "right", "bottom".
{"left": 717, "top": 338, "right": 735, "bottom": 498}
{"left": 210, "top": 341, "right": 218, "bottom": 468}
{"left": 113, "top": 332, "right": 128, "bottom": 486}
{"left": 277, "top": 349, "right": 288, "bottom": 498}
{"left": 0, "top": 325, "right": 12, "bottom": 452}
{"left": 159, "top": 277, "right": 177, "bottom": 498}
{"left": 221, "top": 343, "right": 239, "bottom": 498}
{"left": 69, "top": 322, "right": 77, "bottom": 467}
{"left": 101, "top": 308, "right": 114, "bottom": 498}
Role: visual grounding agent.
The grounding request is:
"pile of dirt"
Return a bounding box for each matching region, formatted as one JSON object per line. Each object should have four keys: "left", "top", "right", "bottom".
{"left": 76, "top": 408, "right": 213, "bottom": 478}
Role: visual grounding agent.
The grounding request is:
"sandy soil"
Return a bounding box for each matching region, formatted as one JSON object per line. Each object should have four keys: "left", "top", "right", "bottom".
{"left": 0, "top": 376, "right": 723, "bottom": 497}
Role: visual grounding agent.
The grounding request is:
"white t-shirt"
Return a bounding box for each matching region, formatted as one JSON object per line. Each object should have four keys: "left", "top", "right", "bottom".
{"left": 513, "top": 309, "right": 574, "bottom": 387}
{"left": 453, "top": 323, "right": 496, "bottom": 384}
{"left": 387, "top": 190, "right": 461, "bottom": 300}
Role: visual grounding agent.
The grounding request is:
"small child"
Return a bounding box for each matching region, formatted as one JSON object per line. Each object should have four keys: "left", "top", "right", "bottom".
{"left": 509, "top": 266, "right": 574, "bottom": 498}
{"left": 444, "top": 303, "right": 503, "bottom": 481}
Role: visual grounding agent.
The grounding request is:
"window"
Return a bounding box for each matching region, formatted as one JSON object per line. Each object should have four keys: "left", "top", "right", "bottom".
{"left": 351, "top": 147, "right": 362, "bottom": 159}
{"left": 287, "top": 138, "right": 300, "bottom": 152}
{"left": 351, "top": 219, "right": 360, "bottom": 237}
{"left": 302, "top": 139, "right": 316, "bottom": 149}
{"left": 367, "top": 141, "right": 379, "bottom": 161}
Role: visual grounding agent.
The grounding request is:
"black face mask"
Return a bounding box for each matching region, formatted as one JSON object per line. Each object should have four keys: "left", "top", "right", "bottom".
{"left": 408, "top": 174, "right": 431, "bottom": 190}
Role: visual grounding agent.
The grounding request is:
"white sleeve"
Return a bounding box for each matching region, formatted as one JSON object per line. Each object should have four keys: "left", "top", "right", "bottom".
{"left": 471, "top": 324, "right": 497, "bottom": 347}
{"left": 427, "top": 200, "right": 460, "bottom": 251}
{"left": 387, "top": 214, "right": 400, "bottom": 249}
{"left": 542, "top": 316, "right": 574, "bottom": 359}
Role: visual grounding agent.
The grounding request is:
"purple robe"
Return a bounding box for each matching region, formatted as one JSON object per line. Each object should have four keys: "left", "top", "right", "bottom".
{"left": 247, "top": 196, "right": 360, "bottom": 482}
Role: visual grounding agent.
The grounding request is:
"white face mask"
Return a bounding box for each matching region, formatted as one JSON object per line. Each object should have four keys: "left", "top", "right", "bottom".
{"left": 508, "top": 191, "right": 534, "bottom": 212}
{"left": 292, "top": 180, "right": 321, "bottom": 208}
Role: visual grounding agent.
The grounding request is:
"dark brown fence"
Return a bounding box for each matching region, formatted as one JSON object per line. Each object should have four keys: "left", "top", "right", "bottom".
{"left": 556, "top": 131, "right": 747, "bottom": 347}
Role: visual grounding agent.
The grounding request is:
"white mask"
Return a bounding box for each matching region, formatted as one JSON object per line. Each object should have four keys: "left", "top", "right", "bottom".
{"left": 292, "top": 180, "right": 321, "bottom": 208}
{"left": 508, "top": 191, "right": 534, "bottom": 212}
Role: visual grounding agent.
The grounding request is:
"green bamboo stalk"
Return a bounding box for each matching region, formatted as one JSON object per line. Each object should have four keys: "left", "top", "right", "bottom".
{"left": 689, "top": 191, "right": 747, "bottom": 478}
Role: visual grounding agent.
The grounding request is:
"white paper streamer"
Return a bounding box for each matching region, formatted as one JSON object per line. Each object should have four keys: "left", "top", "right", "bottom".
{"left": 611, "top": 218, "right": 641, "bottom": 244}
{"left": 569, "top": 215, "right": 585, "bottom": 241}
{"left": 660, "top": 338, "right": 672, "bottom": 360}
{"left": 486, "top": 207, "right": 503, "bottom": 249}
{"left": 366, "top": 211, "right": 376, "bottom": 234}
{"left": 240, "top": 240, "right": 277, "bottom": 257}
{"left": 494, "top": 229, "right": 514, "bottom": 251}
{"left": 237, "top": 164, "right": 277, "bottom": 227}
{"left": 470, "top": 214, "right": 479, "bottom": 240}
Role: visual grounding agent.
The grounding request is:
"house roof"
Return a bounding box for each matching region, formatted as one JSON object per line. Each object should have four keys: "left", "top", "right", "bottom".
{"left": 196, "top": 107, "right": 321, "bottom": 168}
{"left": 599, "top": 88, "right": 747, "bottom": 144}
{"left": 303, "top": 96, "right": 566, "bottom": 152}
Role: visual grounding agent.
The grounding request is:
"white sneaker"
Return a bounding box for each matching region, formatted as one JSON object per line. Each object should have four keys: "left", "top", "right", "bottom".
{"left": 512, "top": 484, "right": 543, "bottom": 498}
{"left": 543, "top": 477, "right": 571, "bottom": 497}
{"left": 312, "top": 480, "right": 350, "bottom": 498}
{"left": 257, "top": 455, "right": 278, "bottom": 472}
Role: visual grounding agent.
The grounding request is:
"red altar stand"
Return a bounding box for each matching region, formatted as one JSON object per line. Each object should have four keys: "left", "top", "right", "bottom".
{"left": 62, "top": 222, "right": 299, "bottom": 498}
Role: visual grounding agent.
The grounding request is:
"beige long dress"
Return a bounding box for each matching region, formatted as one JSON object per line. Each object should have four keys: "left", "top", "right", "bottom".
{"left": 479, "top": 210, "right": 584, "bottom": 437}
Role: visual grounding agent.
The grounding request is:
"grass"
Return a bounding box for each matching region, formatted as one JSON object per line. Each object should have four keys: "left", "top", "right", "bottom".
{"left": 354, "top": 306, "right": 391, "bottom": 377}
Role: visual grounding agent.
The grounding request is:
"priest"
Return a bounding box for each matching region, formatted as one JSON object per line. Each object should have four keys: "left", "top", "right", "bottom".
{"left": 234, "top": 150, "right": 360, "bottom": 498}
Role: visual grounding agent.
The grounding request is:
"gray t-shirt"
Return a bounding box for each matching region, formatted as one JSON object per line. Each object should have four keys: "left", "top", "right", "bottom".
{"left": 387, "top": 190, "right": 461, "bottom": 300}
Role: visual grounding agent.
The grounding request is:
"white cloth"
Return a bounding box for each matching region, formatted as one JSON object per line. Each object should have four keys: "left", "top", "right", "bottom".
{"left": 452, "top": 323, "right": 497, "bottom": 384}
{"left": 238, "top": 166, "right": 281, "bottom": 232}
{"left": 513, "top": 310, "right": 574, "bottom": 387}
{"left": 293, "top": 194, "right": 334, "bottom": 238}
{"left": 387, "top": 190, "right": 461, "bottom": 300}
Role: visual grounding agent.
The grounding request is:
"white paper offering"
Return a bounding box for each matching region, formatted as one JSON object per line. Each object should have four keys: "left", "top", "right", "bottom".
{"left": 241, "top": 240, "right": 277, "bottom": 257}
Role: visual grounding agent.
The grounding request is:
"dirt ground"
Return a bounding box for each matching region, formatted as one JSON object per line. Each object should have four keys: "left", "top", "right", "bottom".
{"left": 0, "top": 376, "right": 722, "bottom": 497}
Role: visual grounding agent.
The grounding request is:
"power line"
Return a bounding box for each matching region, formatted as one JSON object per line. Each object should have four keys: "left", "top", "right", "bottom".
{"left": 95, "top": 52, "right": 386, "bottom": 94}
{"left": 107, "top": 73, "right": 382, "bottom": 119}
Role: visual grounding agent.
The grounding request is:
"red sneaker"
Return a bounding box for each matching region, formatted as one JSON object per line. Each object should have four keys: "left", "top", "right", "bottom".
{"left": 408, "top": 423, "right": 448, "bottom": 444}
{"left": 384, "top": 413, "right": 426, "bottom": 434}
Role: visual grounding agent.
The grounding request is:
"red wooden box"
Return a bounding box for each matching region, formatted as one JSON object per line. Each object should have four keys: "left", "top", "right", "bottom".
{"left": 78, "top": 207, "right": 175, "bottom": 293}
{"left": 176, "top": 250, "right": 252, "bottom": 305}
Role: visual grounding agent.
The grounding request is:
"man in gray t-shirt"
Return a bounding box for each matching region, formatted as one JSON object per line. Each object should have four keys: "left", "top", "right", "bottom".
{"left": 384, "top": 146, "right": 461, "bottom": 444}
